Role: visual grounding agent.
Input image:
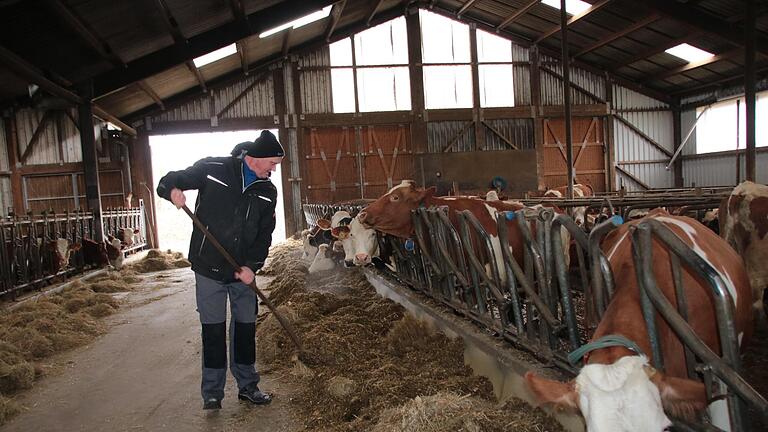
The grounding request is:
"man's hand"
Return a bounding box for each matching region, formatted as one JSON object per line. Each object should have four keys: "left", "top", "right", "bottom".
{"left": 235, "top": 266, "right": 255, "bottom": 285}
{"left": 170, "top": 188, "right": 186, "bottom": 209}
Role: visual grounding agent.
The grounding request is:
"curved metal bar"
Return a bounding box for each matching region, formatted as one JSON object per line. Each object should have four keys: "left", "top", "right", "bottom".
{"left": 411, "top": 209, "right": 442, "bottom": 276}
{"left": 633, "top": 222, "right": 767, "bottom": 426}
{"left": 432, "top": 209, "right": 471, "bottom": 288}
{"left": 495, "top": 213, "right": 526, "bottom": 334}
{"left": 458, "top": 210, "right": 506, "bottom": 303}
{"left": 588, "top": 217, "right": 621, "bottom": 319}
{"left": 549, "top": 214, "right": 584, "bottom": 349}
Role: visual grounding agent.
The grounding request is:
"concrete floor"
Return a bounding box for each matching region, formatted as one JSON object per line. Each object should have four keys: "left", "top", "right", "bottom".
{"left": 1, "top": 268, "right": 299, "bottom": 432}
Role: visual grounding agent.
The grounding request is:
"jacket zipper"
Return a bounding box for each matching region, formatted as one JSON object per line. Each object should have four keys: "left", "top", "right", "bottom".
{"left": 198, "top": 225, "right": 208, "bottom": 254}
{"left": 245, "top": 202, "right": 251, "bottom": 220}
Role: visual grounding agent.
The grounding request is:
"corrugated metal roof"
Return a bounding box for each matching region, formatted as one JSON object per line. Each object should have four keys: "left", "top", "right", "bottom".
{"left": 1, "top": 0, "right": 766, "bottom": 123}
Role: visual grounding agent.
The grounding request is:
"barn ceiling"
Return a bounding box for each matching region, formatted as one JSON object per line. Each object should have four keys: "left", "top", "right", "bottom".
{"left": 0, "top": 0, "right": 766, "bottom": 126}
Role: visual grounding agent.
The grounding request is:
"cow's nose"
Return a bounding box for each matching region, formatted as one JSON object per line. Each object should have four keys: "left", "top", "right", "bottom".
{"left": 354, "top": 253, "right": 370, "bottom": 265}
{"left": 344, "top": 260, "right": 354, "bottom": 268}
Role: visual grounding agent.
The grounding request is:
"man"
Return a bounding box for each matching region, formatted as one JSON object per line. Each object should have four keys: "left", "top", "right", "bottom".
{"left": 156, "top": 130, "right": 283, "bottom": 410}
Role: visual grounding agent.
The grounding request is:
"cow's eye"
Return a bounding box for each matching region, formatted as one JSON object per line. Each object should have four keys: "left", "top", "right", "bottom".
{"left": 390, "top": 195, "right": 399, "bottom": 201}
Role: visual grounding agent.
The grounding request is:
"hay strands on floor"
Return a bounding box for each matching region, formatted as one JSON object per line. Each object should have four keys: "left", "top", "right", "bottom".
{"left": 181, "top": 205, "right": 303, "bottom": 354}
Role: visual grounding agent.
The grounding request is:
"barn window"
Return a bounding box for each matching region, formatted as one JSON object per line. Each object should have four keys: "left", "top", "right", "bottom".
{"left": 541, "top": 0, "right": 591, "bottom": 15}
{"left": 476, "top": 29, "right": 515, "bottom": 108}
{"left": 329, "top": 17, "right": 410, "bottom": 113}
{"left": 695, "top": 91, "right": 768, "bottom": 154}
{"left": 420, "top": 10, "right": 472, "bottom": 109}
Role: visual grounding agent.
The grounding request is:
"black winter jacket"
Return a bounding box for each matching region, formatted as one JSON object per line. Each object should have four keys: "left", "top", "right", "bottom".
{"left": 156, "top": 156, "right": 277, "bottom": 282}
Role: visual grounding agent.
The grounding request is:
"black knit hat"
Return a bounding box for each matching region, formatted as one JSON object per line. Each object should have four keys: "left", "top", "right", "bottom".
{"left": 230, "top": 130, "right": 284, "bottom": 158}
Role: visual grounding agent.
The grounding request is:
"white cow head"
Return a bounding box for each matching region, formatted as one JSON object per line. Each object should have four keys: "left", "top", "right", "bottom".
{"left": 526, "top": 355, "right": 708, "bottom": 432}
{"left": 326, "top": 211, "right": 378, "bottom": 267}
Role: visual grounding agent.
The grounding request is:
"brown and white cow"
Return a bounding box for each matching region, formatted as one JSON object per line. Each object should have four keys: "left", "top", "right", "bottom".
{"left": 359, "top": 180, "right": 544, "bottom": 280}
{"left": 526, "top": 209, "right": 752, "bottom": 432}
{"left": 544, "top": 183, "right": 594, "bottom": 226}
{"left": 720, "top": 181, "right": 768, "bottom": 323}
{"left": 48, "top": 238, "right": 81, "bottom": 273}
{"left": 323, "top": 210, "right": 380, "bottom": 267}
{"left": 117, "top": 227, "right": 140, "bottom": 247}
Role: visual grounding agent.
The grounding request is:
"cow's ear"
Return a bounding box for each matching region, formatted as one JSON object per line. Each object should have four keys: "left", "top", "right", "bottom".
{"left": 525, "top": 372, "right": 579, "bottom": 410}
{"left": 650, "top": 372, "right": 707, "bottom": 419}
{"left": 416, "top": 186, "right": 436, "bottom": 202}
{"left": 332, "top": 226, "right": 350, "bottom": 239}
{"left": 317, "top": 219, "right": 331, "bottom": 230}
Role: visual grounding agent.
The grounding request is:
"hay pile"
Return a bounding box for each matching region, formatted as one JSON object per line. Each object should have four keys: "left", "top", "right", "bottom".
{"left": 0, "top": 268, "right": 142, "bottom": 425}
{"left": 256, "top": 242, "right": 562, "bottom": 432}
{"left": 129, "top": 249, "right": 191, "bottom": 273}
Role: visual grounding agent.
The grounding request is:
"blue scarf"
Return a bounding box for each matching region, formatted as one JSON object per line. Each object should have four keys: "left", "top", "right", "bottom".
{"left": 242, "top": 162, "right": 259, "bottom": 190}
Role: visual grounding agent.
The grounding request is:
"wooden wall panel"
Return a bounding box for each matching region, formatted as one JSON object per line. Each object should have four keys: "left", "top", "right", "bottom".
{"left": 360, "top": 124, "right": 415, "bottom": 199}
{"left": 542, "top": 117, "right": 606, "bottom": 192}
{"left": 302, "top": 127, "right": 360, "bottom": 203}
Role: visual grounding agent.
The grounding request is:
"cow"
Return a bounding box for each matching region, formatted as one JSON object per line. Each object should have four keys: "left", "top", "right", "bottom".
{"left": 106, "top": 236, "right": 124, "bottom": 269}
{"left": 485, "top": 190, "right": 500, "bottom": 201}
{"left": 301, "top": 224, "right": 335, "bottom": 262}
{"left": 719, "top": 181, "right": 768, "bottom": 324}
{"left": 544, "top": 183, "right": 594, "bottom": 226}
{"left": 48, "top": 238, "right": 81, "bottom": 273}
{"left": 117, "top": 227, "right": 140, "bottom": 247}
{"left": 525, "top": 209, "right": 753, "bottom": 432}
{"left": 324, "top": 211, "right": 380, "bottom": 267}
{"left": 358, "top": 180, "right": 548, "bottom": 280}
{"left": 308, "top": 243, "right": 335, "bottom": 273}
{"left": 81, "top": 238, "right": 109, "bottom": 267}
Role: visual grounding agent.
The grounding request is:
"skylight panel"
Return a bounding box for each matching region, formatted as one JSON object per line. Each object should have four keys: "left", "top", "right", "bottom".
{"left": 665, "top": 43, "right": 715, "bottom": 63}
{"left": 541, "top": 0, "right": 592, "bottom": 15}
{"left": 259, "top": 6, "right": 332, "bottom": 38}
{"left": 193, "top": 43, "right": 237, "bottom": 67}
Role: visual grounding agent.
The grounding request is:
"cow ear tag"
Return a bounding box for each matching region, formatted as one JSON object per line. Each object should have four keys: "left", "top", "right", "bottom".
{"left": 610, "top": 215, "right": 624, "bottom": 225}
{"left": 404, "top": 238, "right": 415, "bottom": 251}
{"left": 504, "top": 211, "right": 516, "bottom": 221}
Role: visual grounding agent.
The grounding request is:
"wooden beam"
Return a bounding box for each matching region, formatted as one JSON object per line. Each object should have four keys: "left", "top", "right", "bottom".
{"left": 615, "top": 164, "right": 650, "bottom": 189}
{"left": 186, "top": 61, "right": 208, "bottom": 93}
{"left": 482, "top": 120, "right": 519, "bottom": 149}
{"left": 535, "top": 0, "right": 612, "bottom": 44}
{"left": 47, "top": 0, "right": 124, "bottom": 67}
{"left": 0, "top": 45, "right": 82, "bottom": 104}
{"left": 137, "top": 81, "right": 165, "bottom": 111}
{"left": 228, "top": 0, "right": 246, "bottom": 23}
{"left": 4, "top": 116, "right": 24, "bottom": 213}
{"left": 612, "top": 113, "right": 673, "bottom": 157}
{"left": 20, "top": 111, "right": 55, "bottom": 163}
{"left": 92, "top": 106, "right": 137, "bottom": 136}
{"left": 282, "top": 28, "right": 293, "bottom": 58}
{"left": 457, "top": 0, "right": 479, "bottom": 17}
{"left": 325, "top": 0, "right": 347, "bottom": 41}
{"left": 154, "top": 0, "right": 185, "bottom": 43}
{"left": 497, "top": 0, "right": 541, "bottom": 31}
{"left": 672, "top": 65, "right": 768, "bottom": 97}
{"left": 644, "top": 48, "right": 742, "bottom": 83}
{"left": 574, "top": 14, "right": 659, "bottom": 58}
{"left": 367, "top": 0, "right": 386, "bottom": 26}
{"left": 91, "top": 0, "right": 336, "bottom": 96}
{"left": 236, "top": 40, "right": 248, "bottom": 75}
{"left": 608, "top": 34, "right": 699, "bottom": 70}
{"left": 626, "top": 0, "right": 768, "bottom": 56}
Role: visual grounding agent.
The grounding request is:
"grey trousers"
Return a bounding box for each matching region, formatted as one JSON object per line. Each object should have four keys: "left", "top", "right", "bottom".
{"left": 195, "top": 272, "right": 259, "bottom": 401}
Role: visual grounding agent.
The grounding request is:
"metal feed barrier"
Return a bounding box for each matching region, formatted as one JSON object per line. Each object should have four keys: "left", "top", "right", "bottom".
{"left": 369, "top": 207, "right": 765, "bottom": 431}
{"left": 1, "top": 201, "right": 149, "bottom": 300}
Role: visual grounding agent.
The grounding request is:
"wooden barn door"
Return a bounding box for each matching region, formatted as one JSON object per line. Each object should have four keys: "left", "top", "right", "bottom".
{"left": 360, "top": 125, "right": 415, "bottom": 199}
{"left": 542, "top": 117, "right": 606, "bottom": 192}
{"left": 302, "top": 125, "right": 415, "bottom": 203}
{"left": 303, "top": 127, "right": 360, "bottom": 202}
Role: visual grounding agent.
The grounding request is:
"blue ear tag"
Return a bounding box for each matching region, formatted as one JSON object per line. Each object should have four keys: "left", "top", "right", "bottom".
{"left": 505, "top": 211, "right": 516, "bottom": 221}
{"left": 610, "top": 215, "right": 624, "bottom": 225}
{"left": 404, "top": 238, "right": 415, "bottom": 251}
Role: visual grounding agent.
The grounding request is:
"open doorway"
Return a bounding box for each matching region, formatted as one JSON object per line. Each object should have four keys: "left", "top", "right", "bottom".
{"left": 149, "top": 130, "right": 286, "bottom": 255}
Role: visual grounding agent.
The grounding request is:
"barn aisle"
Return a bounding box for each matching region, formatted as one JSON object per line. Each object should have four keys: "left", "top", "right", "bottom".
{"left": 1, "top": 268, "right": 298, "bottom": 432}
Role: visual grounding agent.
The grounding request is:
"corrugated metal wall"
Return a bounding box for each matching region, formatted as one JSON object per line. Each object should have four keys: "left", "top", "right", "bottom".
{"left": 427, "top": 121, "right": 476, "bottom": 153}
{"left": 284, "top": 65, "right": 304, "bottom": 230}
{"left": 682, "top": 151, "right": 768, "bottom": 186}
{"left": 0, "top": 120, "right": 9, "bottom": 216}
{"left": 540, "top": 56, "right": 606, "bottom": 105}
{"left": 154, "top": 97, "right": 212, "bottom": 122}
{"left": 15, "top": 109, "right": 94, "bottom": 165}
{"left": 299, "top": 47, "right": 333, "bottom": 114}
{"left": 512, "top": 44, "right": 531, "bottom": 106}
{"left": 215, "top": 74, "right": 275, "bottom": 119}
{"left": 0, "top": 119, "right": 8, "bottom": 171}
{"left": 482, "top": 118, "right": 534, "bottom": 151}
{"left": 611, "top": 86, "right": 674, "bottom": 191}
